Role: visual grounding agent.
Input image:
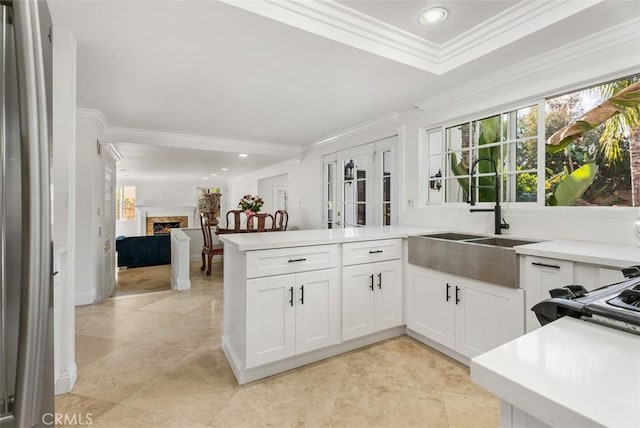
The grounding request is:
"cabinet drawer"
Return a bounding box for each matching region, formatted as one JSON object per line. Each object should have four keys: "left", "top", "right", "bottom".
{"left": 342, "top": 239, "right": 401, "bottom": 266}
{"left": 246, "top": 244, "right": 338, "bottom": 278}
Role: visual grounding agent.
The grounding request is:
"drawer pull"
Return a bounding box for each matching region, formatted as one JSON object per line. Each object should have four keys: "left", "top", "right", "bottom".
{"left": 288, "top": 258, "right": 307, "bottom": 263}
{"left": 369, "top": 274, "right": 374, "bottom": 291}
{"left": 377, "top": 272, "right": 382, "bottom": 289}
{"left": 532, "top": 262, "right": 560, "bottom": 269}
{"left": 300, "top": 285, "right": 304, "bottom": 304}
{"left": 369, "top": 250, "right": 383, "bottom": 254}
{"left": 455, "top": 286, "right": 460, "bottom": 305}
{"left": 289, "top": 287, "right": 294, "bottom": 307}
{"left": 446, "top": 283, "right": 450, "bottom": 302}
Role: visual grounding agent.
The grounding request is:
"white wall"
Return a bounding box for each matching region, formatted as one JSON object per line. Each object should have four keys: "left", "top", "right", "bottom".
{"left": 227, "top": 157, "right": 324, "bottom": 230}
{"left": 75, "top": 117, "right": 116, "bottom": 304}
{"left": 258, "top": 173, "right": 287, "bottom": 214}
{"left": 115, "top": 178, "right": 227, "bottom": 236}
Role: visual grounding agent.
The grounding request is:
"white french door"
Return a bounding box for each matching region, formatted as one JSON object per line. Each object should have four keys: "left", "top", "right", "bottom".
{"left": 339, "top": 145, "right": 373, "bottom": 228}
{"left": 322, "top": 136, "right": 397, "bottom": 229}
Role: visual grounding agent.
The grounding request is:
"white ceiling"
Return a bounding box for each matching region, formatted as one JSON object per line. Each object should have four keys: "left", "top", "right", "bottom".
{"left": 47, "top": 0, "right": 639, "bottom": 181}
{"left": 336, "top": 1, "right": 515, "bottom": 44}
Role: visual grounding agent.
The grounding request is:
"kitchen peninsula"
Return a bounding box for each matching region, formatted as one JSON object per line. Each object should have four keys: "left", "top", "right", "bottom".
{"left": 217, "top": 226, "right": 440, "bottom": 384}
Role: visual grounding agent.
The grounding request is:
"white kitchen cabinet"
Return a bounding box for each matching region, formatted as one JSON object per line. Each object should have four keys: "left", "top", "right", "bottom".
{"left": 522, "top": 256, "right": 625, "bottom": 332}
{"left": 407, "top": 268, "right": 454, "bottom": 349}
{"left": 246, "top": 268, "right": 339, "bottom": 368}
{"left": 407, "top": 266, "right": 524, "bottom": 359}
{"left": 342, "top": 259, "right": 402, "bottom": 341}
{"left": 523, "top": 256, "right": 574, "bottom": 332}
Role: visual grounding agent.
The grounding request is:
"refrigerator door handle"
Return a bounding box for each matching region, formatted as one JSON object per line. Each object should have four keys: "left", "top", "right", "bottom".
{"left": 11, "top": 1, "right": 53, "bottom": 426}
{"left": 0, "top": 4, "right": 8, "bottom": 419}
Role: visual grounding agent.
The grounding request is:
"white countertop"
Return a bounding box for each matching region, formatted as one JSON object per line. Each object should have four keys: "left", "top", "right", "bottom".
{"left": 515, "top": 239, "right": 640, "bottom": 268}
{"left": 218, "top": 226, "right": 443, "bottom": 251}
{"left": 471, "top": 317, "right": 640, "bottom": 427}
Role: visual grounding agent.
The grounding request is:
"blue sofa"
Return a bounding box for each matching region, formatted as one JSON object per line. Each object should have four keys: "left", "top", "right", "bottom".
{"left": 115, "top": 235, "right": 171, "bottom": 268}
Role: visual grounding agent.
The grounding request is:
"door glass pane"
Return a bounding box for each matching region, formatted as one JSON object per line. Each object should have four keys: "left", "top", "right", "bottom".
{"left": 343, "top": 154, "right": 369, "bottom": 228}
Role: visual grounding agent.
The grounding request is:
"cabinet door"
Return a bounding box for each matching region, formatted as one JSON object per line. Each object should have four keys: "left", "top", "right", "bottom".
{"left": 295, "top": 269, "right": 339, "bottom": 354}
{"left": 342, "top": 264, "right": 376, "bottom": 341}
{"left": 374, "top": 260, "right": 402, "bottom": 331}
{"left": 246, "top": 274, "right": 296, "bottom": 368}
{"left": 406, "top": 267, "right": 454, "bottom": 349}
{"left": 455, "top": 279, "right": 524, "bottom": 359}
{"left": 523, "top": 256, "right": 573, "bottom": 332}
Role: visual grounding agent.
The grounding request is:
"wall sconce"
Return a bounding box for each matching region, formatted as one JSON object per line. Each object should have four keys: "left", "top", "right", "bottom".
{"left": 344, "top": 159, "right": 355, "bottom": 182}
{"left": 429, "top": 169, "right": 442, "bottom": 192}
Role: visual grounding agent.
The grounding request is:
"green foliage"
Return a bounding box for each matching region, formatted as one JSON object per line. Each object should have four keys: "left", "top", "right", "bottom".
{"left": 546, "top": 163, "right": 598, "bottom": 206}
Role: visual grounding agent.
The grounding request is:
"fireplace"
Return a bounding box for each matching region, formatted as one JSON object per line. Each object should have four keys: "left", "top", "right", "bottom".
{"left": 145, "top": 216, "right": 188, "bottom": 236}
{"left": 153, "top": 221, "right": 182, "bottom": 235}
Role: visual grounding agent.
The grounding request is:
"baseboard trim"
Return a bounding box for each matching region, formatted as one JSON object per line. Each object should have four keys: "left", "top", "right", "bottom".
{"left": 223, "top": 326, "right": 405, "bottom": 385}
{"left": 172, "top": 277, "right": 191, "bottom": 291}
{"left": 74, "top": 291, "right": 96, "bottom": 306}
{"left": 55, "top": 362, "right": 78, "bottom": 395}
{"left": 406, "top": 328, "right": 470, "bottom": 366}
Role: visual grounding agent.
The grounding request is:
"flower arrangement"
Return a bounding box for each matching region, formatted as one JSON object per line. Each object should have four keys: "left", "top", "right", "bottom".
{"left": 238, "top": 194, "right": 264, "bottom": 214}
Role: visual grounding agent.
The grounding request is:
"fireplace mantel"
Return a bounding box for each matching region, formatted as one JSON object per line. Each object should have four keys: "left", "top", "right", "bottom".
{"left": 135, "top": 206, "right": 197, "bottom": 236}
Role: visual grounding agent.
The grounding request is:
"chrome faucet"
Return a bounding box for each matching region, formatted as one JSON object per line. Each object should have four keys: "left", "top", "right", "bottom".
{"left": 468, "top": 157, "right": 510, "bottom": 235}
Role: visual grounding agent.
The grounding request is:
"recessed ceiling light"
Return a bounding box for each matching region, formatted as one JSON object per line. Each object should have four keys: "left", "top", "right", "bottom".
{"left": 210, "top": 173, "right": 217, "bottom": 176}
{"left": 239, "top": 153, "right": 248, "bottom": 158}
{"left": 221, "top": 168, "right": 228, "bottom": 171}
{"left": 202, "top": 177, "right": 208, "bottom": 180}
{"left": 419, "top": 7, "right": 448, "bottom": 25}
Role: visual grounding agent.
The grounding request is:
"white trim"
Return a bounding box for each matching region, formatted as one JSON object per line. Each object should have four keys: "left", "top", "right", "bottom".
{"left": 54, "top": 362, "right": 78, "bottom": 395}
{"left": 312, "top": 112, "right": 399, "bottom": 148}
{"left": 104, "top": 142, "right": 123, "bottom": 162}
{"left": 74, "top": 291, "right": 96, "bottom": 306}
{"left": 218, "top": 0, "right": 603, "bottom": 74}
{"left": 416, "top": 17, "right": 640, "bottom": 113}
{"left": 76, "top": 108, "right": 303, "bottom": 157}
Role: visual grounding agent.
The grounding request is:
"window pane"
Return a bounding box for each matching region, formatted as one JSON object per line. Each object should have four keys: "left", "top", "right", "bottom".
{"left": 545, "top": 74, "right": 639, "bottom": 206}
{"left": 383, "top": 203, "right": 391, "bottom": 226}
{"left": 516, "top": 173, "right": 537, "bottom": 202}
{"left": 383, "top": 177, "right": 391, "bottom": 203}
{"left": 517, "top": 105, "right": 538, "bottom": 139}
{"left": 383, "top": 151, "right": 391, "bottom": 175}
{"left": 357, "top": 204, "right": 366, "bottom": 225}
{"left": 446, "top": 123, "right": 470, "bottom": 151}
{"left": 327, "top": 163, "right": 334, "bottom": 183}
{"left": 357, "top": 180, "right": 366, "bottom": 202}
{"left": 446, "top": 151, "right": 470, "bottom": 177}
{"left": 122, "top": 186, "right": 136, "bottom": 220}
{"left": 445, "top": 178, "right": 467, "bottom": 203}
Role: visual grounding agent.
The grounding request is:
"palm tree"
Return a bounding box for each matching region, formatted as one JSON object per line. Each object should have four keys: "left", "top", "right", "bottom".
{"left": 547, "top": 79, "right": 640, "bottom": 205}
{"left": 594, "top": 77, "right": 640, "bottom": 204}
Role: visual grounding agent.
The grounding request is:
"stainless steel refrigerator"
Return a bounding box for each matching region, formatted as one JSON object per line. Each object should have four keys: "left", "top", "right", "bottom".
{"left": 1, "top": 0, "right": 54, "bottom": 427}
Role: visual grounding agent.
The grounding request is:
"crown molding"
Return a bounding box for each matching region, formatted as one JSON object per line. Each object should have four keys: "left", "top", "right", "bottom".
{"left": 312, "top": 112, "right": 399, "bottom": 148}
{"left": 218, "top": 0, "right": 604, "bottom": 74}
{"left": 76, "top": 108, "right": 303, "bottom": 157}
{"left": 415, "top": 17, "right": 640, "bottom": 114}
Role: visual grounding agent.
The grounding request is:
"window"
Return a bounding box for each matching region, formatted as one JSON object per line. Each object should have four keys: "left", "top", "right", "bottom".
{"left": 115, "top": 186, "right": 136, "bottom": 221}
{"left": 426, "top": 74, "right": 640, "bottom": 207}
{"left": 443, "top": 105, "right": 539, "bottom": 204}
{"left": 381, "top": 150, "right": 392, "bottom": 226}
{"left": 544, "top": 75, "right": 639, "bottom": 206}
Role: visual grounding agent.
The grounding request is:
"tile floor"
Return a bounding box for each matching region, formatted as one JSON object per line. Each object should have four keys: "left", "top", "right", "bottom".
{"left": 57, "top": 262, "right": 499, "bottom": 427}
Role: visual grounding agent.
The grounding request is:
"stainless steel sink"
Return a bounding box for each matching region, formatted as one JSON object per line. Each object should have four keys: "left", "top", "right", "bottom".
{"left": 465, "top": 237, "right": 537, "bottom": 248}
{"left": 420, "top": 232, "right": 486, "bottom": 241}
{"left": 408, "top": 234, "right": 538, "bottom": 288}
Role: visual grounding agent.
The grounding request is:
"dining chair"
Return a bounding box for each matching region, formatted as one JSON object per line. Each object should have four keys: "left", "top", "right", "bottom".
{"left": 200, "top": 212, "right": 223, "bottom": 276}
{"left": 274, "top": 210, "right": 288, "bottom": 231}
